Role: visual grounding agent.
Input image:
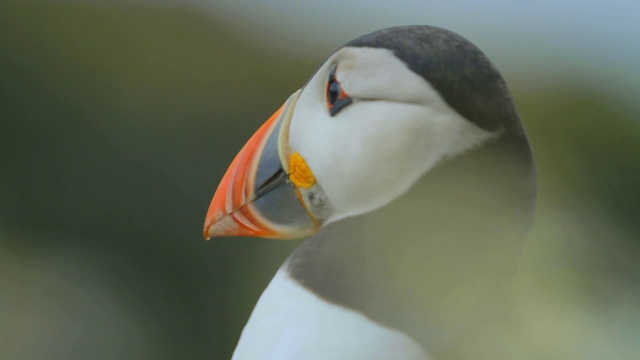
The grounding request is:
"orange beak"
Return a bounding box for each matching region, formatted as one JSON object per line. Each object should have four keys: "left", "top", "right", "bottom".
{"left": 203, "top": 92, "right": 319, "bottom": 240}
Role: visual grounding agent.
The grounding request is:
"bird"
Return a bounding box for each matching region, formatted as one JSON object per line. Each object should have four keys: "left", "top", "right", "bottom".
{"left": 203, "top": 26, "right": 536, "bottom": 360}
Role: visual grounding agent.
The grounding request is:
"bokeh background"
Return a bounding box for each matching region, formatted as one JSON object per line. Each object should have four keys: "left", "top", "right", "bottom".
{"left": 1, "top": 1, "right": 639, "bottom": 359}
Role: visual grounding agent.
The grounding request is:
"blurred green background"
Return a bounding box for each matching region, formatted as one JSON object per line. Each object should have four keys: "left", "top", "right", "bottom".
{"left": 1, "top": 1, "right": 639, "bottom": 359}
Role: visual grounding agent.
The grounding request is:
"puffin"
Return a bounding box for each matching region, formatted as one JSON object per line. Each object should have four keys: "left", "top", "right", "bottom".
{"left": 204, "top": 26, "right": 536, "bottom": 360}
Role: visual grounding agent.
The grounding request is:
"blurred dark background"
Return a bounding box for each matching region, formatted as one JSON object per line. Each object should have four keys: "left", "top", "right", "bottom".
{"left": 1, "top": 1, "right": 639, "bottom": 359}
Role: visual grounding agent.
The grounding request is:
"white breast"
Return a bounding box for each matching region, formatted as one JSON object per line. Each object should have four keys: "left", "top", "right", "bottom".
{"left": 232, "top": 269, "right": 430, "bottom": 360}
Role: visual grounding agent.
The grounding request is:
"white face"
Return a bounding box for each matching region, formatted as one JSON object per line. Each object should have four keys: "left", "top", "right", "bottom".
{"left": 288, "top": 47, "right": 496, "bottom": 223}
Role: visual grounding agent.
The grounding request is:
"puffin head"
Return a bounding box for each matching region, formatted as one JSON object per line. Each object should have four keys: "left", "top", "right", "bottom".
{"left": 204, "top": 26, "right": 533, "bottom": 240}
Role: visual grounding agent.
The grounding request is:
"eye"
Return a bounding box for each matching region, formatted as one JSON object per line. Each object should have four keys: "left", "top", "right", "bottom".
{"left": 326, "top": 64, "right": 352, "bottom": 116}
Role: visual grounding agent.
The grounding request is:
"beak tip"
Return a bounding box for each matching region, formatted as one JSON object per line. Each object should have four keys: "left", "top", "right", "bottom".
{"left": 203, "top": 215, "right": 249, "bottom": 239}
{"left": 203, "top": 224, "right": 212, "bottom": 240}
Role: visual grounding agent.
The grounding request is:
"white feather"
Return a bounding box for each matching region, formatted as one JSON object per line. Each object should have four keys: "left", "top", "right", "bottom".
{"left": 232, "top": 269, "right": 428, "bottom": 360}
{"left": 232, "top": 269, "right": 430, "bottom": 360}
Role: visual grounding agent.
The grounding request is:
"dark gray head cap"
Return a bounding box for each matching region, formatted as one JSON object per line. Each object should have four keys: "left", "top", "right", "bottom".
{"left": 346, "top": 25, "right": 523, "bottom": 136}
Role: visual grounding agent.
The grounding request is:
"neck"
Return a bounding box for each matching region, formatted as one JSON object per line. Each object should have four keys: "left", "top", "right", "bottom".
{"left": 285, "top": 133, "right": 535, "bottom": 358}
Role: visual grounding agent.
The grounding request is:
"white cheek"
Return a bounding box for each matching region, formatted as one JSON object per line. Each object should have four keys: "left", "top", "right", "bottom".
{"left": 325, "top": 104, "right": 432, "bottom": 219}
{"left": 339, "top": 48, "right": 428, "bottom": 105}
{"left": 296, "top": 102, "right": 495, "bottom": 223}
